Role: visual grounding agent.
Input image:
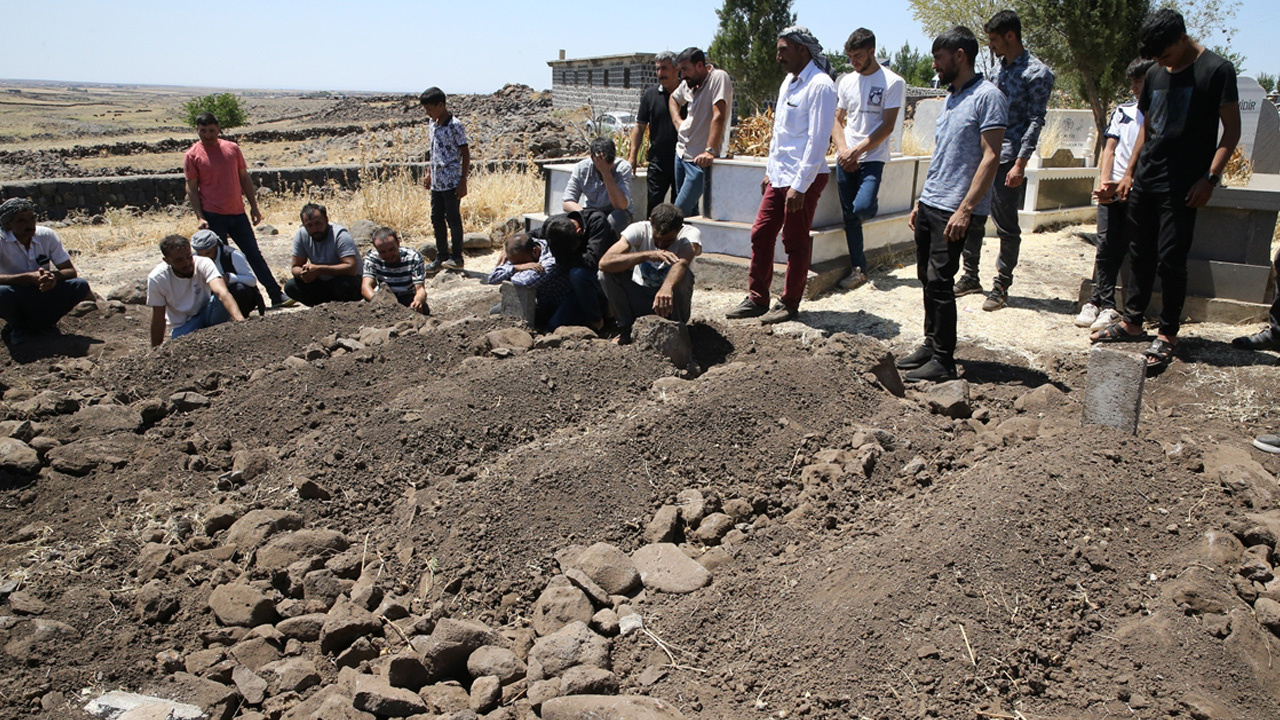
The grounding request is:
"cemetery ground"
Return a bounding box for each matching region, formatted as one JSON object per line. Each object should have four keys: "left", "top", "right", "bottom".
{"left": 2, "top": 215, "right": 1280, "bottom": 720}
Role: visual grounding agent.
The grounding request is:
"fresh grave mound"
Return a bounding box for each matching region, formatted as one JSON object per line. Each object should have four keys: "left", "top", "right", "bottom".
{"left": 0, "top": 300, "right": 1277, "bottom": 720}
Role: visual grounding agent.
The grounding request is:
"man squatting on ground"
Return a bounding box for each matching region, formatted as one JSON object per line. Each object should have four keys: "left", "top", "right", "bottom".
{"left": 725, "top": 26, "right": 837, "bottom": 326}
{"left": 897, "top": 26, "right": 1007, "bottom": 383}
{"left": 668, "top": 47, "right": 734, "bottom": 218}
{"left": 147, "top": 234, "right": 245, "bottom": 347}
{"left": 955, "top": 10, "right": 1054, "bottom": 312}
{"left": 191, "top": 228, "right": 265, "bottom": 318}
{"left": 630, "top": 52, "right": 683, "bottom": 212}
{"left": 420, "top": 87, "right": 470, "bottom": 272}
{"left": 285, "top": 204, "right": 363, "bottom": 307}
{"left": 0, "top": 198, "right": 92, "bottom": 346}
{"left": 1089, "top": 9, "right": 1240, "bottom": 376}
{"left": 599, "top": 203, "right": 701, "bottom": 345}
{"left": 562, "top": 137, "right": 633, "bottom": 236}
{"left": 485, "top": 232, "right": 574, "bottom": 328}
{"left": 1076, "top": 58, "right": 1154, "bottom": 333}
{"left": 184, "top": 112, "right": 288, "bottom": 307}
{"left": 362, "top": 227, "right": 429, "bottom": 314}
{"left": 830, "top": 27, "right": 905, "bottom": 292}
{"left": 536, "top": 209, "right": 618, "bottom": 331}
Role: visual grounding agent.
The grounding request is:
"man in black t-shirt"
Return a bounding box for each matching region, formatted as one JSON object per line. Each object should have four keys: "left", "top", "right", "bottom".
{"left": 1090, "top": 9, "right": 1240, "bottom": 375}
{"left": 629, "top": 52, "right": 685, "bottom": 214}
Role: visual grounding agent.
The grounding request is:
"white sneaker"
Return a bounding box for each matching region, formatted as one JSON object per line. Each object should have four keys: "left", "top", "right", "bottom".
{"left": 838, "top": 268, "right": 868, "bottom": 290}
{"left": 1090, "top": 308, "right": 1122, "bottom": 331}
{"left": 1074, "top": 302, "right": 1100, "bottom": 328}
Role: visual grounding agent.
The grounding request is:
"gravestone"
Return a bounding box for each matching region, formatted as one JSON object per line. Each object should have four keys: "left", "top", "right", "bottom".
{"left": 1041, "top": 110, "right": 1096, "bottom": 165}
{"left": 1236, "top": 77, "right": 1279, "bottom": 174}
{"left": 499, "top": 282, "right": 536, "bottom": 326}
{"left": 1083, "top": 347, "right": 1145, "bottom": 434}
{"left": 909, "top": 99, "right": 943, "bottom": 154}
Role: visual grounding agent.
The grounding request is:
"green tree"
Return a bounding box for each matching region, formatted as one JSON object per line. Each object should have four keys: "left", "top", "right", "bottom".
{"left": 890, "top": 42, "right": 937, "bottom": 86}
{"left": 826, "top": 51, "right": 852, "bottom": 77}
{"left": 708, "top": 0, "right": 796, "bottom": 113}
{"left": 1210, "top": 45, "right": 1246, "bottom": 74}
{"left": 1257, "top": 72, "right": 1277, "bottom": 94}
{"left": 183, "top": 93, "right": 247, "bottom": 129}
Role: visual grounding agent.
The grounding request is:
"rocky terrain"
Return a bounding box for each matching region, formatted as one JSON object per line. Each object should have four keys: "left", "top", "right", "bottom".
{"left": 0, "top": 264, "right": 1279, "bottom": 720}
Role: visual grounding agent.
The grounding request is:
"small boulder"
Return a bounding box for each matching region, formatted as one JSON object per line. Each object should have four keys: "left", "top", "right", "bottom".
{"left": 224, "top": 510, "right": 303, "bottom": 550}
{"left": 644, "top": 505, "right": 680, "bottom": 544}
{"left": 169, "top": 392, "right": 211, "bottom": 413}
{"left": 255, "top": 529, "right": 350, "bottom": 571}
{"left": 559, "top": 666, "right": 619, "bottom": 696}
{"left": 470, "top": 675, "right": 501, "bottom": 713}
{"left": 68, "top": 404, "right": 143, "bottom": 436}
{"left": 533, "top": 583, "right": 594, "bottom": 637}
{"left": 412, "top": 618, "right": 498, "bottom": 682}
{"left": 479, "top": 328, "right": 534, "bottom": 355}
{"left": 208, "top": 584, "right": 276, "bottom": 627}
{"left": 0, "top": 438, "right": 42, "bottom": 475}
{"left": 232, "top": 665, "right": 268, "bottom": 706}
{"left": 631, "top": 543, "right": 711, "bottom": 594}
{"left": 575, "top": 543, "right": 640, "bottom": 596}
{"left": 691, "top": 513, "right": 733, "bottom": 545}
{"left": 923, "top": 380, "right": 972, "bottom": 419}
{"left": 527, "top": 621, "right": 610, "bottom": 681}
{"left": 351, "top": 674, "right": 428, "bottom": 717}
{"left": 136, "top": 580, "right": 179, "bottom": 624}
{"left": 319, "top": 600, "right": 381, "bottom": 655}
{"left": 258, "top": 658, "right": 320, "bottom": 695}
{"left": 541, "top": 695, "right": 688, "bottom": 720}
{"left": 466, "top": 646, "right": 526, "bottom": 685}
{"left": 633, "top": 315, "right": 691, "bottom": 369}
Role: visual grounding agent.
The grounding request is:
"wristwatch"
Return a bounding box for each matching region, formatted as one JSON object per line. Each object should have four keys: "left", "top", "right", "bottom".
{"left": 704, "top": 147, "right": 718, "bottom": 158}
{"left": 1206, "top": 173, "right": 1221, "bottom": 187}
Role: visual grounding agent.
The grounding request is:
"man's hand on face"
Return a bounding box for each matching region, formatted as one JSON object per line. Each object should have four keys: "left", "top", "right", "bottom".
{"left": 649, "top": 249, "right": 680, "bottom": 266}
{"left": 591, "top": 152, "right": 612, "bottom": 174}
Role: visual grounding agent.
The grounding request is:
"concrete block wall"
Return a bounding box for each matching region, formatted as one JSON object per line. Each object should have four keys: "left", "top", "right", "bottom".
{"left": 549, "top": 55, "right": 657, "bottom": 115}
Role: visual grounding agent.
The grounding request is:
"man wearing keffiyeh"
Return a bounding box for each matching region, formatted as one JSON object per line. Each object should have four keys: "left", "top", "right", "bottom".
{"left": 0, "top": 198, "right": 92, "bottom": 346}
{"left": 725, "top": 25, "right": 837, "bottom": 325}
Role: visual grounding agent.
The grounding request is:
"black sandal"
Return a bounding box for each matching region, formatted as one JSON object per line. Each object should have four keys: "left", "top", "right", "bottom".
{"left": 1143, "top": 338, "right": 1176, "bottom": 371}
{"left": 1091, "top": 321, "right": 1147, "bottom": 343}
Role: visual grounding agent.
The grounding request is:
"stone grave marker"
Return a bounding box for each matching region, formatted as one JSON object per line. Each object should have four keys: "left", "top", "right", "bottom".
{"left": 1083, "top": 347, "right": 1146, "bottom": 434}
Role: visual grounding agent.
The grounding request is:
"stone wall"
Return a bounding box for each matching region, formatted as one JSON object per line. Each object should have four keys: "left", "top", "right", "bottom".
{"left": 549, "top": 53, "right": 657, "bottom": 115}
{"left": 0, "top": 160, "right": 528, "bottom": 220}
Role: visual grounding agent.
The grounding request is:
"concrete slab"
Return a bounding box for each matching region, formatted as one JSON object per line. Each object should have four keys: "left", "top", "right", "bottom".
{"left": 1077, "top": 280, "right": 1271, "bottom": 324}
{"left": 693, "top": 253, "right": 846, "bottom": 301}
{"left": 1083, "top": 346, "right": 1146, "bottom": 434}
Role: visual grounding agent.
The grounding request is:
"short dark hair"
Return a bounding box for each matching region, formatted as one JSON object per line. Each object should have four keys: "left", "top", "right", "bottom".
{"left": 1139, "top": 9, "right": 1186, "bottom": 59}
{"left": 649, "top": 203, "right": 684, "bottom": 237}
{"left": 194, "top": 112, "right": 219, "bottom": 127}
{"left": 160, "top": 234, "right": 190, "bottom": 257}
{"left": 932, "top": 26, "right": 980, "bottom": 68}
{"left": 544, "top": 217, "right": 582, "bottom": 262}
{"left": 372, "top": 227, "right": 399, "bottom": 246}
{"left": 844, "top": 28, "right": 876, "bottom": 53}
{"left": 419, "top": 87, "right": 447, "bottom": 106}
{"left": 300, "top": 203, "right": 327, "bottom": 220}
{"left": 984, "top": 10, "right": 1021, "bottom": 40}
{"left": 1127, "top": 58, "right": 1156, "bottom": 80}
{"left": 676, "top": 47, "right": 706, "bottom": 65}
{"left": 589, "top": 137, "right": 616, "bottom": 163}
{"left": 505, "top": 232, "right": 536, "bottom": 256}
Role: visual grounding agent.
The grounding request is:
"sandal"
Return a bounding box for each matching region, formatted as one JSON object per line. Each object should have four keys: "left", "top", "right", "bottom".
{"left": 1090, "top": 321, "right": 1147, "bottom": 343}
{"left": 1143, "top": 338, "right": 1176, "bottom": 371}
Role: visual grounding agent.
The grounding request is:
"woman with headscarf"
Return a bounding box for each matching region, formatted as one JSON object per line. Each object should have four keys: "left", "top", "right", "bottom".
{"left": 0, "top": 198, "right": 92, "bottom": 346}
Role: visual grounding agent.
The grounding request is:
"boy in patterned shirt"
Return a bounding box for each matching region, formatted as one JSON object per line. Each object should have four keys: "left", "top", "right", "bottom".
{"left": 420, "top": 87, "right": 471, "bottom": 272}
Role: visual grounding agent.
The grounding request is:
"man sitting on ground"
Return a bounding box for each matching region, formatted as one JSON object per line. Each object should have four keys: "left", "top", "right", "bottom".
{"left": 538, "top": 210, "right": 616, "bottom": 331}
{"left": 361, "top": 227, "right": 428, "bottom": 313}
{"left": 486, "top": 232, "right": 571, "bottom": 326}
{"left": 147, "top": 234, "right": 245, "bottom": 347}
{"left": 562, "top": 137, "right": 633, "bottom": 235}
{"left": 191, "top": 229, "right": 264, "bottom": 317}
{"left": 598, "top": 203, "right": 701, "bottom": 344}
{"left": 285, "top": 203, "right": 362, "bottom": 306}
{"left": 0, "top": 198, "right": 92, "bottom": 346}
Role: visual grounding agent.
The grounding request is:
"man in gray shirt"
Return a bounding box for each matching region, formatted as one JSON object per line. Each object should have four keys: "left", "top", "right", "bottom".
{"left": 563, "top": 137, "right": 633, "bottom": 235}
{"left": 284, "top": 203, "right": 362, "bottom": 306}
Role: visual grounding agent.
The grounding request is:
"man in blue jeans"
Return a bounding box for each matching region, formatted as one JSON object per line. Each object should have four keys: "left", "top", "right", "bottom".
{"left": 830, "top": 27, "right": 905, "bottom": 291}
{"left": 669, "top": 47, "right": 733, "bottom": 218}
{"left": 147, "top": 234, "right": 245, "bottom": 347}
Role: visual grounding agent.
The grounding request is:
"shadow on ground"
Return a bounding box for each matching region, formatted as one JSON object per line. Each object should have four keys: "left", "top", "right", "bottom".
{"left": 6, "top": 333, "right": 104, "bottom": 364}
{"left": 690, "top": 322, "right": 734, "bottom": 369}
{"left": 797, "top": 310, "right": 902, "bottom": 341}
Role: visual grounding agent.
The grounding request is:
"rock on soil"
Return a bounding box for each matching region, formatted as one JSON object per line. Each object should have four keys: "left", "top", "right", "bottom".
{"left": 574, "top": 542, "right": 641, "bottom": 595}
{"left": 631, "top": 543, "right": 711, "bottom": 593}
{"left": 541, "top": 695, "right": 688, "bottom": 720}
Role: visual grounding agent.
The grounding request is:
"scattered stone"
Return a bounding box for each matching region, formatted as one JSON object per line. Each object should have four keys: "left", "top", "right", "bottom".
{"left": 645, "top": 505, "right": 680, "bottom": 544}
{"left": 631, "top": 543, "right": 711, "bottom": 594}
{"left": 229, "top": 636, "right": 282, "bottom": 672}
{"left": 527, "top": 622, "right": 611, "bottom": 681}
{"left": 351, "top": 673, "right": 428, "bottom": 717}
{"left": 335, "top": 636, "right": 379, "bottom": 668}
{"left": 463, "top": 231, "right": 493, "bottom": 249}
{"left": 691, "top": 513, "right": 733, "bottom": 544}
{"left": 533, "top": 583, "right": 595, "bottom": 636}
{"left": 412, "top": 618, "right": 499, "bottom": 682}
{"left": 574, "top": 542, "right": 641, "bottom": 596}
{"left": 480, "top": 327, "right": 535, "bottom": 355}
{"left": 136, "top": 580, "right": 179, "bottom": 624}
{"left": 384, "top": 651, "right": 429, "bottom": 690}
{"left": 1256, "top": 597, "right": 1280, "bottom": 635}
{"left": 294, "top": 476, "right": 333, "bottom": 500}
{"left": 83, "top": 691, "right": 204, "bottom": 720}
{"left": 923, "top": 380, "right": 972, "bottom": 419}
{"left": 868, "top": 352, "right": 906, "bottom": 397}
{"left": 420, "top": 683, "right": 471, "bottom": 715}
{"left": 0, "top": 438, "right": 42, "bottom": 475}
{"left": 8, "top": 590, "right": 45, "bottom": 615}
{"left": 696, "top": 547, "right": 734, "bottom": 573}
{"left": 1014, "top": 384, "right": 1067, "bottom": 414}
{"left": 256, "top": 224, "right": 279, "bottom": 236}
{"left": 467, "top": 646, "right": 526, "bottom": 685}
{"left": 169, "top": 391, "right": 211, "bottom": 413}
{"left": 208, "top": 584, "right": 277, "bottom": 628}
{"left": 675, "top": 489, "right": 705, "bottom": 525}
{"left": 559, "top": 666, "right": 620, "bottom": 696}
{"left": 277, "top": 613, "right": 327, "bottom": 641}
{"left": 1083, "top": 347, "right": 1145, "bottom": 433}
{"left": 554, "top": 325, "right": 599, "bottom": 341}
{"left": 232, "top": 665, "right": 269, "bottom": 706}
{"left": 255, "top": 529, "right": 350, "bottom": 571}
{"left": 564, "top": 567, "right": 610, "bottom": 607}
{"left": 203, "top": 503, "right": 243, "bottom": 536}
{"left": 348, "top": 220, "right": 378, "bottom": 242}
{"left": 106, "top": 280, "right": 148, "bottom": 306}
{"left": 224, "top": 509, "right": 303, "bottom": 550}
{"left": 590, "top": 608, "right": 620, "bottom": 636}
{"left": 147, "top": 672, "right": 239, "bottom": 720}
{"left": 470, "top": 675, "right": 502, "bottom": 713}
{"left": 320, "top": 600, "right": 382, "bottom": 655}
{"left": 45, "top": 436, "right": 138, "bottom": 475}
{"left": 4, "top": 618, "right": 80, "bottom": 663}
{"left": 527, "top": 679, "right": 562, "bottom": 710}
{"left": 231, "top": 448, "right": 273, "bottom": 482}
{"left": 259, "top": 658, "right": 320, "bottom": 695}
{"left": 541, "top": 695, "right": 688, "bottom": 720}
{"left": 633, "top": 315, "right": 691, "bottom": 369}
{"left": 996, "top": 416, "right": 1041, "bottom": 444}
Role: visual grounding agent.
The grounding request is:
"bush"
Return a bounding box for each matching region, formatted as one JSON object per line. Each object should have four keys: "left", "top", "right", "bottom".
{"left": 183, "top": 93, "right": 247, "bottom": 129}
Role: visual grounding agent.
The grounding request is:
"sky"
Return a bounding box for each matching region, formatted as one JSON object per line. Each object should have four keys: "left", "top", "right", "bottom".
{"left": 2, "top": 1, "right": 1278, "bottom": 94}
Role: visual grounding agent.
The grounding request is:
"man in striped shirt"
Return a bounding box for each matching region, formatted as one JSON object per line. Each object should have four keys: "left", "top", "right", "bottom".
{"left": 361, "top": 227, "right": 428, "bottom": 313}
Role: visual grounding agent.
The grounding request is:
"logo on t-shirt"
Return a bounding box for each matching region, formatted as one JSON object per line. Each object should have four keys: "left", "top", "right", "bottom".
{"left": 868, "top": 87, "right": 885, "bottom": 108}
{"left": 1148, "top": 88, "right": 1190, "bottom": 141}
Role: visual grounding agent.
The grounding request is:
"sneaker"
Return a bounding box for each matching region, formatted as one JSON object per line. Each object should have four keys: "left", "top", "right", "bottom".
{"left": 1074, "top": 302, "right": 1100, "bottom": 328}
{"left": 838, "top": 268, "right": 868, "bottom": 290}
{"left": 725, "top": 296, "right": 768, "bottom": 319}
{"left": 1090, "top": 308, "right": 1122, "bottom": 332}
{"left": 1232, "top": 329, "right": 1280, "bottom": 350}
{"left": 954, "top": 274, "right": 983, "bottom": 297}
{"left": 272, "top": 297, "right": 298, "bottom": 309}
{"left": 760, "top": 301, "right": 798, "bottom": 325}
{"left": 896, "top": 344, "right": 935, "bottom": 370}
{"left": 443, "top": 257, "right": 464, "bottom": 271}
{"left": 1254, "top": 433, "right": 1280, "bottom": 454}
{"left": 424, "top": 258, "right": 444, "bottom": 273}
{"left": 904, "top": 357, "right": 957, "bottom": 382}
{"left": 982, "top": 284, "right": 1008, "bottom": 312}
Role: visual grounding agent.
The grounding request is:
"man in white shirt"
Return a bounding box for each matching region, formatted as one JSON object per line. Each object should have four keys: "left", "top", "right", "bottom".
{"left": 725, "top": 26, "right": 837, "bottom": 325}
{"left": 669, "top": 47, "right": 734, "bottom": 217}
{"left": 147, "top": 234, "right": 245, "bottom": 347}
{"left": 598, "top": 203, "right": 702, "bottom": 344}
{"left": 0, "top": 198, "right": 92, "bottom": 346}
{"left": 831, "top": 28, "right": 905, "bottom": 290}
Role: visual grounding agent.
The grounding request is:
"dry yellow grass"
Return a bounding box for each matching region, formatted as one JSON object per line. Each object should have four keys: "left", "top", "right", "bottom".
{"left": 58, "top": 208, "right": 190, "bottom": 256}
{"left": 729, "top": 108, "right": 774, "bottom": 157}
{"left": 1224, "top": 145, "right": 1253, "bottom": 187}
{"left": 900, "top": 120, "right": 932, "bottom": 157}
